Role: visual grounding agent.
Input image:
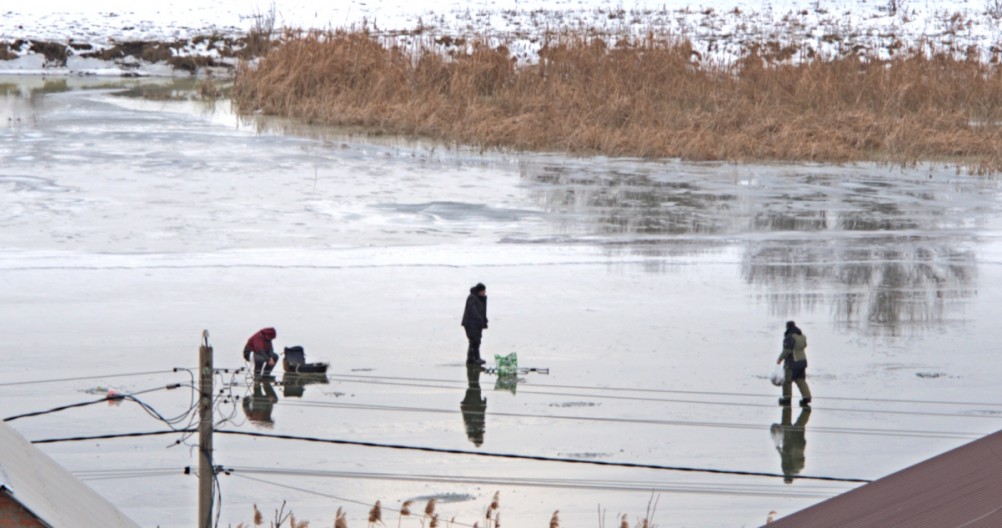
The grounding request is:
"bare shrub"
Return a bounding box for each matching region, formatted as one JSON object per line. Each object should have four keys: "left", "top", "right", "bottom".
{"left": 988, "top": 0, "right": 1002, "bottom": 18}
{"left": 246, "top": 1, "right": 278, "bottom": 57}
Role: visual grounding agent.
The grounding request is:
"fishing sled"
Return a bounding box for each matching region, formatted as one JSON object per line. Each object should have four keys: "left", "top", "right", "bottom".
{"left": 282, "top": 346, "right": 330, "bottom": 374}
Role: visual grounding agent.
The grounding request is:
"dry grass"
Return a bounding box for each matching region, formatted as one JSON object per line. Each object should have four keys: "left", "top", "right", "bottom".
{"left": 233, "top": 27, "right": 1002, "bottom": 172}
{"left": 238, "top": 492, "right": 665, "bottom": 527}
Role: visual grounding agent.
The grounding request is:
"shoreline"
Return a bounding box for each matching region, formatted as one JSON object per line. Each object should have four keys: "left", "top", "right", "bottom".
{"left": 5, "top": 2, "right": 1002, "bottom": 171}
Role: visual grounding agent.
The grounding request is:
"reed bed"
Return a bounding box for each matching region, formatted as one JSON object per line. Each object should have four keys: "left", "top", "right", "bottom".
{"left": 233, "top": 29, "right": 1002, "bottom": 172}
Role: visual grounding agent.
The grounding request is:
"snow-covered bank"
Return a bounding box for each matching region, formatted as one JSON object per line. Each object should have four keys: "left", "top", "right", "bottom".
{"left": 3, "top": 0, "right": 1002, "bottom": 76}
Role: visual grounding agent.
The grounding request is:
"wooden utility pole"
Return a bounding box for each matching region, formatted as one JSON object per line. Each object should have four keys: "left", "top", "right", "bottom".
{"left": 198, "top": 330, "right": 214, "bottom": 528}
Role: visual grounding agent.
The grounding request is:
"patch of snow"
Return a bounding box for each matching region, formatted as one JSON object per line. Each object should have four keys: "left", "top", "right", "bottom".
{"left": 2, "top": 1, "right": 1002, "bottom": 76}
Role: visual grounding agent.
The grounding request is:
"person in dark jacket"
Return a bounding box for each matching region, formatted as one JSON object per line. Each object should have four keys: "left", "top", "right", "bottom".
{"left": 243, "top": 327, "right": 279, "bottom": 378}
{"left": 776, "top": 320, "right": 812, "bottom": 407}
{"left": 461, "top": 283, "right": 488, "bottom": 365}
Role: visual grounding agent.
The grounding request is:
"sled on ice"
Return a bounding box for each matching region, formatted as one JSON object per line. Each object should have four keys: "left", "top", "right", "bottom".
{"left": 282, "top": 346, "right": 329, "bottom": 374}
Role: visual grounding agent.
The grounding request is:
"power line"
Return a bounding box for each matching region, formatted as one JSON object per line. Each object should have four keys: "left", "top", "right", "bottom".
{"left": 73, "top": 468, "right": 182, "bottom": 481}
{"left": 329, "top": 373, "right": 1002, "bottom": 408}
{"left": 3, "top": 384, "right": 184, "bottom": 422}
{"left": 227, "top": 466, "right": 851, "bottom": 499}
{"left": 29, "top": 429, "right": 870, "bottom": 484}
{"left": 322, "top": 376, "right": 1002, "bottom": 420}
{"left": 277, "top": 400, "right": 983, "bottom": 440}
{"left": 0, "top": 369, "right": 187, "bottom": 388}
{"left": 214, "top": 429, "right": 872, "bottom": 484}
{"left": 31, "top": 429, "right": 195, "bottom": 444}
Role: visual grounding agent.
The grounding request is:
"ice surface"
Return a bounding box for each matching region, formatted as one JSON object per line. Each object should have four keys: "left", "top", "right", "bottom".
{"left": 3, "top": 77, "right": 1002, "bottom": 527}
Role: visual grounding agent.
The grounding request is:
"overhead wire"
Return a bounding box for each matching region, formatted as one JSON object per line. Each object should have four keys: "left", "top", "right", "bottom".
{"left": 73, "top": 467, "right": 182, "bottom": 481}
{"left": 213, "top": 429, "right": 872, "bottom": 484}
{"left": 329, "top": 372, "right": 1002, "bottom": 408}
{"left": 276, "top": 399, "right": 984, "bottom": 440}
{"left": 320, "top": 375, "right": 1002, "bottom": 421}
{"left": 27, "top": 428, "right": 870, "bottom": 484}
{"left": 3, "top": 384, "right": 184, "bottom": 422}
{"left": 227, "top": 466, "right": 852, "bottom": 499}
{"left": 31, "top": 429, "right": 195, "bottom": 444}
{"left": 0, "top": 369, "right": 188, "bottom": 388}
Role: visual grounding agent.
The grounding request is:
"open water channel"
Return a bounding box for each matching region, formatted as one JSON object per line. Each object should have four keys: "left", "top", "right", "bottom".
{"left": 2, "top": 76, "right": 1002, "bottom": 527}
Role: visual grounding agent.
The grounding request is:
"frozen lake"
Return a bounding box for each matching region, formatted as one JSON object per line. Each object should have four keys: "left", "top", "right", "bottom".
{"left": 3, "top": 76, "right": 1002, "bottom": 527}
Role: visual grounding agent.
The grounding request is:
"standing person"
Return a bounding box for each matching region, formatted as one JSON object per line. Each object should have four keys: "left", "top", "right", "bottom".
{"left": 461, "top": 283, "right": 488, "bottom": 365}
{"left": 776, "top": 320, "right": 812, "bottom": 407}
{"left": 243, "top": 327, "right": 279, "bottom": 378}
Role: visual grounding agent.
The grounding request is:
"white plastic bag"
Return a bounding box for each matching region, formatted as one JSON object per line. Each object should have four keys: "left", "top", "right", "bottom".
{"left": 770, "top": 364, "right": 785, "bottom": 386}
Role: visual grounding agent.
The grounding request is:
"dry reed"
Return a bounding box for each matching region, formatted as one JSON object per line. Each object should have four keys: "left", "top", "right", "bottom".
{"left": 368, "top": 500, "right": 383, "bottom": 526}
{"left": 398, "top": 500, "right": 413, "bottom": 528}
{"left": 485, "top": 491, "right": 500, "bottom": 528}
{"left": 243, "top": 499, "right": 666, "bottom": 527}
{"left": 233, "top": 28, "right": 1002, "bottom": 173}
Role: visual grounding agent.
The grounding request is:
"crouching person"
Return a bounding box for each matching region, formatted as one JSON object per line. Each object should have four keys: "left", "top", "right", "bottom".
{"left": 243, "top": 327, "right": 279, "bottom": 378}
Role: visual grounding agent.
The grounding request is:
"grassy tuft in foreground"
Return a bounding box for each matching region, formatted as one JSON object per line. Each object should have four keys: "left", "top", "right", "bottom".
{"left": 234, "top": 496, "right": 665, "bottom": 528}
{"left": 235, "top": 492, "right": 664, "bottom": 527}
{"left": 233, "top": 29, "right": 1002, "bottom": 172}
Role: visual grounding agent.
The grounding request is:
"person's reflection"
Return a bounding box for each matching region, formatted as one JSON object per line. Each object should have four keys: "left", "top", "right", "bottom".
{"left": 770, "top": 405, "right": 811, "bottom": 483}
{"left": 460, "top": 364, "right": 487, "bottom": 447}
{"left": 242, "top": 380, "right": 279, "bottom": 427}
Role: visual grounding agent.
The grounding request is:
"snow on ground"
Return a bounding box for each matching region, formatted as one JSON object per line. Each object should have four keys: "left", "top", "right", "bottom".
{"left": 2, "top": 0, "right": 1002, "bottom": 75}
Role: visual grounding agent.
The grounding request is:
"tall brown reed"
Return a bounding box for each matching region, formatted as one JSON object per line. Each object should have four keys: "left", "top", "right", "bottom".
{"left": 233, "top": 29, "right": 1002, "bottom": 172}
{"left": 368, "top": 500, "right": 383, "bottom": 526}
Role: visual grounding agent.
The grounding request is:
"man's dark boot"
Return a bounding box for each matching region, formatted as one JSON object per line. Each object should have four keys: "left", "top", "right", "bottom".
{"left": 778, "top": 397, "right": 792, "bottom": 406}
{"left": 800, "top": 398, "right": 812, "bottom": 407}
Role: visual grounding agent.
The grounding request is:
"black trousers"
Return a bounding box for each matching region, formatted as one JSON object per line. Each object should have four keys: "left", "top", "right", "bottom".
{"left": 465, "top": 327, "right": 483, "bottom": 362}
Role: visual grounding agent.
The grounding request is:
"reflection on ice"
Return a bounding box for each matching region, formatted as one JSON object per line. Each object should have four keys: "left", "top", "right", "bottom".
{"left": 744, "top": 240, "right": 976, "bottom": 335}
{"left": 771, "top": 406, "right": 812, "bottom": 484}
{"left": 460, "top": 365, "right": 486, "bottom": 447}
{"left": 519, "top": 160, "right": 993, "bottom": 334}
{"left": 242, "top": 380, "right": 278, "bottom": 428}
{"left": 371, "top": 201, "right": 541, "bottom": 224}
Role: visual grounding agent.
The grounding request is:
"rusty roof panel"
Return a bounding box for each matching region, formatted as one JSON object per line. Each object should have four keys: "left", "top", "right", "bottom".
{"left": 766, "top": 430, "right": 1002, "bottom": 528}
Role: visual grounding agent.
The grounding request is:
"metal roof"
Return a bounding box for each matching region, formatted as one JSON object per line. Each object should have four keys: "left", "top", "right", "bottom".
{"left": 766, "top": 429, "right": 1002, "bottom": 528}
{"left": 0, "top": 421, "right": 141, "bottom": 528}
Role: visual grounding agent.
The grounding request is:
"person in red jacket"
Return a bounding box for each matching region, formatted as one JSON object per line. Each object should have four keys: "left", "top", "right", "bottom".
{"left": 243, "top": 327, "right": 279, "bottom": 378}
